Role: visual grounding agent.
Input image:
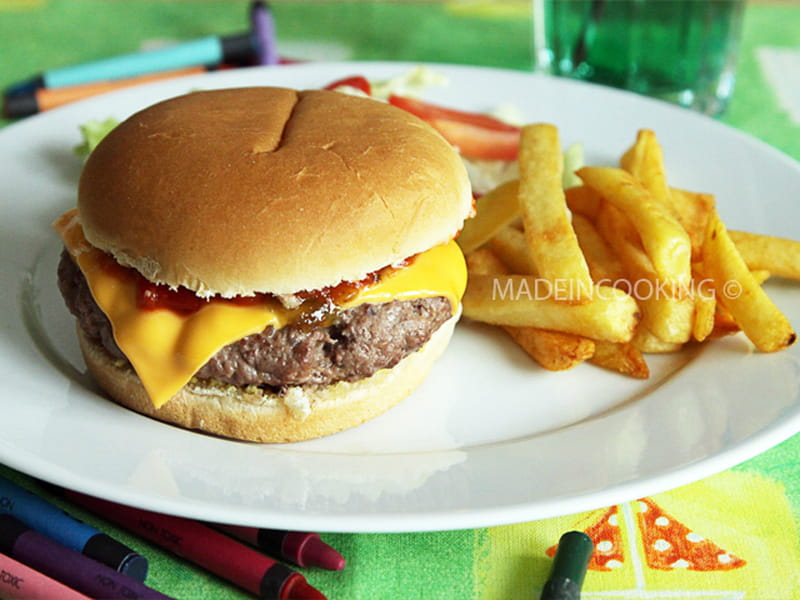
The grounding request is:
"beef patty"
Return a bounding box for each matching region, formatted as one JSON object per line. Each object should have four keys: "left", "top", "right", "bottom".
{"left": 58, "top": 251, "right": 452, "bottom": 390}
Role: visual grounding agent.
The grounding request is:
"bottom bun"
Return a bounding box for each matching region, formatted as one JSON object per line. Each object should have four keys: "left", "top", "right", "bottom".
{"left": 77, "top": 310, "right": 459, "bottom": 443}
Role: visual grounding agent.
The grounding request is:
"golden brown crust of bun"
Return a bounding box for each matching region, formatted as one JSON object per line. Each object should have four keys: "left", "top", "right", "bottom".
{"left": 76, "top": 312, "right": 458, "bottom": 443}
{"left": 78, "top": 87, "right": 472, "bottom": 297}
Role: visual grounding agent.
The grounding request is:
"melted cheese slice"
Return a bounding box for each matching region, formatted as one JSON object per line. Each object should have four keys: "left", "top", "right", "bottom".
{"left": 55, "top": 209, "right": 466, "bottom": 408}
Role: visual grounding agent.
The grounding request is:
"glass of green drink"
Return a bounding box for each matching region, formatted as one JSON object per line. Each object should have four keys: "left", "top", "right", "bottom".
{"left": 532, "top": 0, "right": 746, "bottom": 115}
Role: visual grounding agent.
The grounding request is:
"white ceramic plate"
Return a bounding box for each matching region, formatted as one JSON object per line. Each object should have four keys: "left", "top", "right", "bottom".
{"left": 1, "top": 62, "right": 799, "bottom": 533}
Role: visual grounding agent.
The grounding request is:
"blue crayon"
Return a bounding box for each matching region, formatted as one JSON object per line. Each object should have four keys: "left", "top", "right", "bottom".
{"left": 0, "top": 516, "right": 172, "bottom": 600}
{"left": 6, "top": 31, "right": 257, "bottom": 94}
{"left": 0, "top": 476, "right": 148, "bottom": 581}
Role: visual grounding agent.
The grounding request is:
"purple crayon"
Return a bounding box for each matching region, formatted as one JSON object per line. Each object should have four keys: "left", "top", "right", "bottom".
{"left": 250, "top": 1, "right": 279, "bottom": 65}
{"left": 0, "top": 515, "right": 173, "bottom": 600}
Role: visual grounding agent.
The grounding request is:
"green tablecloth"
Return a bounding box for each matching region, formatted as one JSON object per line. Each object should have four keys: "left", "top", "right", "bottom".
{"left": 2, "top": 1, "right": 799, "bottom": 598}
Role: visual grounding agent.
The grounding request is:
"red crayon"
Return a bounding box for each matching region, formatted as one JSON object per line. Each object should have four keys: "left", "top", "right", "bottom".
{"left": 0, "top": 552, "right": 93, "bottom": 600}
{"left": 63, "top": 491, "right": 325, "bottom": 600}
{"left": 213, "top": 524, "right": 345, "bottom": 571}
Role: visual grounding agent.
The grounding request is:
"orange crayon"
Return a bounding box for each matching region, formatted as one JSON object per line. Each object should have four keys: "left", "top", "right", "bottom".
{"left": 3, "top": 66, "right": 221, "bottom": 118}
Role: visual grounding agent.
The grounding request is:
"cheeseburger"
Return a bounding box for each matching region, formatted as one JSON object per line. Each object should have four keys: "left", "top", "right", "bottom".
{"left": 55, "top": 87, "right": 472, "bottom": 443}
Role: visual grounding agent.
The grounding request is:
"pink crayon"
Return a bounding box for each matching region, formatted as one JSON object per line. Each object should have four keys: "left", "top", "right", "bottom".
{"left": 0, "top": 552, "right": 93, "bottom": 600}
{"left": 0, "top": 515, "right": 172, "bottom": 600}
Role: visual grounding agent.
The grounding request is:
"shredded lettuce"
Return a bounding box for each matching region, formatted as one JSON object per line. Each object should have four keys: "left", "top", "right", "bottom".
{"left": 562, "top": 142, "right": 584, "bottom": 189}
{"left": 462, "top": 157, "right": 519, "bottom": 197}
{"left": 463, "top": 144, "right": 584, "bottom": 197}
{"left": 369, "top": 65, "right": 449, "bottom": 101}
{"left": 488, "top": 102, "right": 525, "bottom": 127}
{"left": 73, "top": 117, "right": 120, "bottom": 159}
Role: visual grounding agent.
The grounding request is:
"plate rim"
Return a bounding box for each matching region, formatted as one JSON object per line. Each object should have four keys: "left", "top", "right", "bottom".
{"left": 1, "top": 60, "right": 799, "bottom": 532}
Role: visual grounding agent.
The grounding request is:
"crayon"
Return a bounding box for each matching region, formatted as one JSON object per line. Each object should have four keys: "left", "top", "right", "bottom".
{"left": 213, "top": 524, "right": 345, "bottom": 571}
{"left": 3, "top": 66, "right": 217, "bottom": 118}
{"left": 5, "top": 30, "right": 257, "bottom": 94}
{"left": 0, "top": 551, "right": 93, "bottom": 600}
{"left": 251, "top": 1, "right": 280, "bottom": 66}
{"left": 0, "top": 476, "right": 147, "bottom": 581}
{"left": 0, "top": 515, "right": 174, "bottom": 600}
{"left": 540, "top": 531, "right": 593, "bottom": 600}
{"left": 64, "top": 491, "right": 327, "bottom": 600}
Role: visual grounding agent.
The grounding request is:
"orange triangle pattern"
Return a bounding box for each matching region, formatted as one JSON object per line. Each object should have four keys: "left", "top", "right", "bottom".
{"left": 635, "top": 498, "right": 746, "bottom": 571}
{"left": 546, "top": 498, "right": 747, "bottom": 573}
{"left": 546, "top": 506, "right": 624, "bottom": 571}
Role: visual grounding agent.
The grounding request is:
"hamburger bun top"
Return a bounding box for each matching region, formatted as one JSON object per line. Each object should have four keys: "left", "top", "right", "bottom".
{"left": 78, "top": 87, "right": 472, "bottom": 297}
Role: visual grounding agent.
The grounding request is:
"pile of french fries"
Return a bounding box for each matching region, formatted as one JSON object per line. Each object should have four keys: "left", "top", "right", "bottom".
{"left": 459, "top": 125, "right": 798, "bottom": 379}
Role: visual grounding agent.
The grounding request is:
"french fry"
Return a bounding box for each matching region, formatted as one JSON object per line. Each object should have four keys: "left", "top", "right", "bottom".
{"left": 620, "top": 129, "right": 675, "bottom": 214}
{"left": 692, "top": 276, "right": 716, "bottom": 343}
{"left": 461, "top": 121, "right": 798, "bottom": 381}
{"left": 751, "top": 269, "right": 771, "bottom": 284}
{"left": 571, "top": 213, "right": 626, "bottom": 284}
{"left": 505, "top": 327, "right": 595, "bottom": 371}
{"left": 489, "top": 226, "right": 538, "bottom": 275}
{"left": 692, "top": 265, "right": 768, "bottom": 343}
{"left": 595, "top": 201, "right": 694, "bottom": 343}
{"left": 457, "top": 179, "right": 520, "bottom": 254}
{"left": 728, "top": 230, "right": 800, "bottom": 281}
{"left": 518, "top": 124, "right": 593, "bottom": 302}
{"left": 466, "top": 247, "right": 509, "bottom": 276}
{"left": 466, "top": 248, "right": 594, "bottom": 371}
{"left": 702, "top": 211, "right": 796, "bottom": 352}
{"left": 670, "top": 187, "right": 715, "bottom": 257}
{"left": 565, "top": 185, "right": 602, "bottom": 221}
{"left": 590, "top": 340, "right": 650, "bottom": 379}
{"left": 578, "top": 166, "right": 692, "bottom": 294}
{"left": 708, "top": 308, "right": 741, "bottom": 339}
{"left": 632, "top": 328, "right": 683, "bottom": 354}
{"left": 463, "top": 275, "right": 640, "bottom": 343}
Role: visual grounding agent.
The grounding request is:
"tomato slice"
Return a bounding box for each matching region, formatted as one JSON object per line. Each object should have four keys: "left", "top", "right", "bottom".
{"left": 388, "top": 95, "right": 520, "bottom": 160}
{"left": 389, "top": 95, "right": 518, "bottom": 132}
{"left": 323, "top": 75, "right": 372, "bottom": 96}
{"left": 429, "top": 118, "right": 521, "bottom": 161}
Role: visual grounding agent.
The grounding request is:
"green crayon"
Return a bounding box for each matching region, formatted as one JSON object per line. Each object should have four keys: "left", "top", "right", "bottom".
{"left": 540, "top": 531, "right": 593, "bottom": 600}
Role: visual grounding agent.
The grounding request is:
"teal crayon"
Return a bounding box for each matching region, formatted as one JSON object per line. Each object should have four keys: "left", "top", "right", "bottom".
{"left": 6, "top": 31, "right": 257, "bottom": 94}
{"left": 0, "top": 476, "right": 147, "bottom": 581}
